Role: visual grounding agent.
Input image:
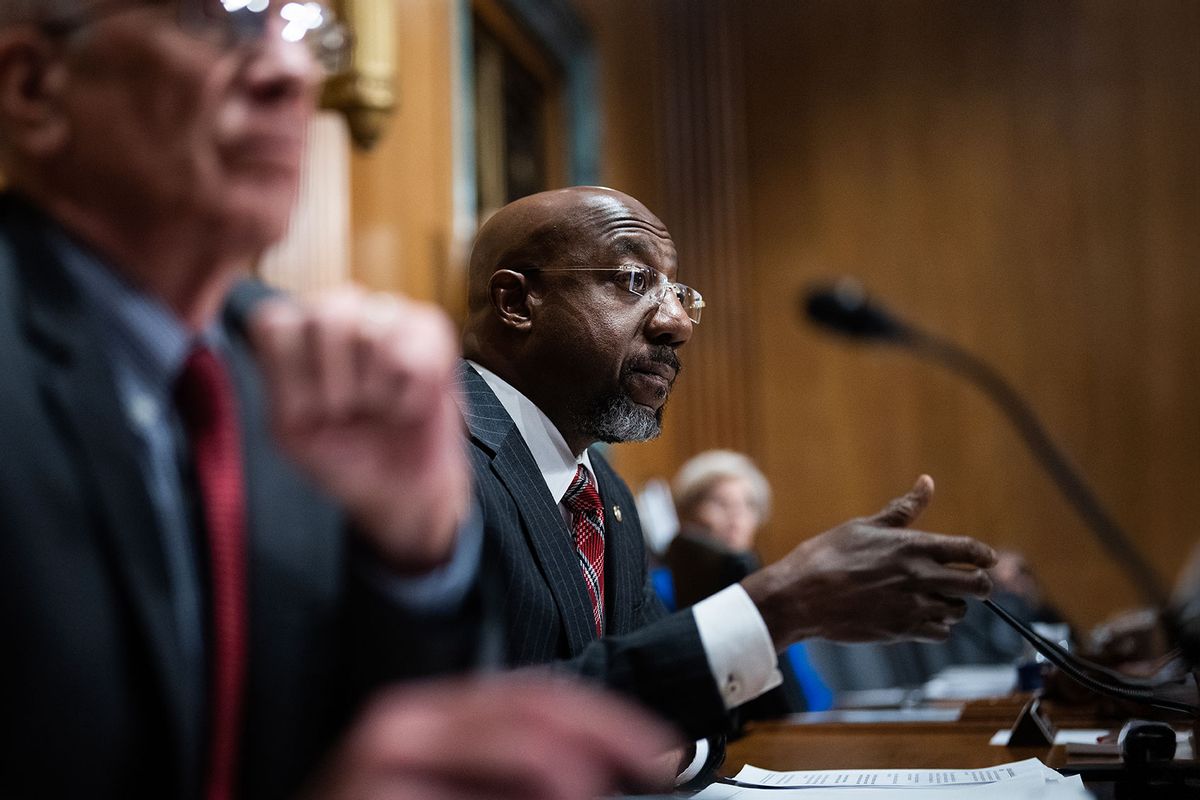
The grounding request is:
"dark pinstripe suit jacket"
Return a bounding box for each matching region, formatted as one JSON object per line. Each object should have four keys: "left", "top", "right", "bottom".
{"left": 459, "top": 362, "right": 730, "bottom": 740}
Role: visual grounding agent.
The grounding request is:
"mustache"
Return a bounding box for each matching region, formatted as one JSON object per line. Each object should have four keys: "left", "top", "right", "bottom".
{"left": 624, "top": 346, "right": 682, "bottom": 378}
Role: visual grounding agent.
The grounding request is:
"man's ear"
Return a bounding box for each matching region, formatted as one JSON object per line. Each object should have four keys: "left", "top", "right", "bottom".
{"left": 0, "top": 31, "right": 70, "bottom": 159}
{"left": 489, "top": 269, "right": 537, "bottom": 332}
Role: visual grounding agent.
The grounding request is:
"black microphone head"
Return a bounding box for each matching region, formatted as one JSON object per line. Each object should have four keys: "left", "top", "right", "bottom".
{"left": 802, "top": 279, "right": 910, "bottom": 341}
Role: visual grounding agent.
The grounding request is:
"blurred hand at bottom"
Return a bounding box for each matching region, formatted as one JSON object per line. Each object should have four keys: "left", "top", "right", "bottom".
{"left": 303, "top": 675, "right": 681, "bottom": 800}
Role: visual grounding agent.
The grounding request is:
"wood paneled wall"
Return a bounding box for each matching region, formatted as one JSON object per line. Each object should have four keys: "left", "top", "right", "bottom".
{"left": 579, "top": 0, "right": 1200, "bottom": 627}
{"left": 349, "top": 0, "right": 468, "bottom": 316}
{"left": 260, "top": 115, "right": 352, "bottom": 295}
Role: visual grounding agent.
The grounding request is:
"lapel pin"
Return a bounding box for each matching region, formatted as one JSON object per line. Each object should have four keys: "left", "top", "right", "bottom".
{"left": 612, "top": 504, "right": 623, "bottom": 522}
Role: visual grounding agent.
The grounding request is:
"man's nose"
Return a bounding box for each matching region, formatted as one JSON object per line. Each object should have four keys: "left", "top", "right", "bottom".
{"left": 241, "top": 16, "right": 323, "bottom": 103}
{"left": 645, "top": 291, "right": 694, "bottom": 347}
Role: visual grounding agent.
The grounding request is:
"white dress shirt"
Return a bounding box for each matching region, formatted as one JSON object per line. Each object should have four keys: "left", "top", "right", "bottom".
{"left": 466, "top": 362, "right": 782, "bottom": 710}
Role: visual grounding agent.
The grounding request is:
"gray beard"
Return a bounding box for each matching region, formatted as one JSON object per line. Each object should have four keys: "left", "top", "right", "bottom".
{"left": 577, "top": 391, "right": 664, "bottom": 444}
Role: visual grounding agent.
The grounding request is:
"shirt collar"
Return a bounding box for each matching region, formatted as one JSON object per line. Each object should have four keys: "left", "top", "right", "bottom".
{"left": 49, "top": 228, "right": 217, "bottom": 391}
{"left": 467, "top": 360, "right": 594, "bottom": 504}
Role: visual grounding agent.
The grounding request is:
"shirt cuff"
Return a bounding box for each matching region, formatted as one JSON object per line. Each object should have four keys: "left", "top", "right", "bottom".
{"left": 356, "top": 501, "right": 483, "bottom": 614}
{"left": 675, "top": 739, "right": 708, "bottom": 786}
{"left": 693, "top": 583, "right": 782, "bottom": 709}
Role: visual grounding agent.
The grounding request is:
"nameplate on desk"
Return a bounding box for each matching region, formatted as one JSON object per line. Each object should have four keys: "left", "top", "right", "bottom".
{"left": 1006, "top": 698, "right": 1057, "bottom": 747}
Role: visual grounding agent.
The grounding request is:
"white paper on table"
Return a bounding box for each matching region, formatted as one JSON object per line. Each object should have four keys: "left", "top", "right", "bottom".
{"left": 1059, "top": 728, "right": 1194, "bottom": 759}
{"left": 991, "top": 726, "right": 1194, "bottom": 757}
{"left": 989, "top": 729, "right": 1110, "bottom": 747}
{"left": 731, "top": 757, "right": 1058, "bottom": 787}
{"left": 692, "top": 772, "right": 1093, "bottom": 799}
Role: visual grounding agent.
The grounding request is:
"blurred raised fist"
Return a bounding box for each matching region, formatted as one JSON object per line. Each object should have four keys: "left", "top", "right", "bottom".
{"left": 250, "top": 287, "right": 470, "bottom": 572}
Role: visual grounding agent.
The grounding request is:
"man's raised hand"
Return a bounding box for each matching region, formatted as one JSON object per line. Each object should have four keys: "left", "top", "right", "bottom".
{"left": 742, "top": 475, "right": 997, "bottom": 648}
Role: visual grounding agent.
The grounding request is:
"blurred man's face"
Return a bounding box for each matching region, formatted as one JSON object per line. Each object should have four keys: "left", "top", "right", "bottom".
{"left": 52, "top": 1, "right": 321, "bottom": 249}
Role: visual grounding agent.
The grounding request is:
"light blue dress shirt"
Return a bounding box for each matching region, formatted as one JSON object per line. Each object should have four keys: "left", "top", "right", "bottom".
{"left": 50, "top": 231, "right": 484, "bottom": 723}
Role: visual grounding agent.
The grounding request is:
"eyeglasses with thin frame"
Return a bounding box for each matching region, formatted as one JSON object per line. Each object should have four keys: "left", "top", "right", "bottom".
{"left": 40, "top": 0, "right": 351, "bottom": 75}
{"left": 521, "top": 264, "right": 705, "bottom": 324}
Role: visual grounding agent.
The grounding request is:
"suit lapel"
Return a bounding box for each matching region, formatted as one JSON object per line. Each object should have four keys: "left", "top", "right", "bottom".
{"left": 459, "top": 363, "right": 597, "bottom": 654}
{"left": 221, "top": 317, "right": 344, "bottom": 773}
{"left": 13, "top": 204, "right": 191, "bottom": 777}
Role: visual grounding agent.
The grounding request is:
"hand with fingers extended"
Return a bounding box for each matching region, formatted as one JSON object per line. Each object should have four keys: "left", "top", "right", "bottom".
{"left": 741, "top": 475, "right": 997, "bottom": 648}
{"left": 302, "top": 675, "right": 681, "bottom": 800}
{"left": 249, "top": 287, "right": 470, "bottom": 573}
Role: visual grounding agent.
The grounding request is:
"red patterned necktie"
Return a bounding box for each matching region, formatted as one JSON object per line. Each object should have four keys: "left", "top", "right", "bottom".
{"left": 563, "top": 464, "right": 606, "bottom": 637}
{"left": 176, "top": 346, "right": 248, "bottom": 800}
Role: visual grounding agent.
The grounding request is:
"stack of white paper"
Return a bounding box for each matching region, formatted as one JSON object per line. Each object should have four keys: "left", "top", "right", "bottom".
{"left": 692, "top": 758, "right": 1092, "bottom": 799}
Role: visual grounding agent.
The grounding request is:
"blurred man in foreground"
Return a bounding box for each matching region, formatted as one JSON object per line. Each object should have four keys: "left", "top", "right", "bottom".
{"left": 460, "top": 187, "right": 998, "bottom": 750}
{"left": 0, "top": 2, "right": 674, "bottom": 798}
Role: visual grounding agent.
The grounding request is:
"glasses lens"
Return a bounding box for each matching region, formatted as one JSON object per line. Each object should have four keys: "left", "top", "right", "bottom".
{"left": 678, "top": 286, "right": 703, "bottom": 324}
{"left": 307, "top": 14, "right": 352, "bottom": 72}
{"left": 622, "top": 266, "right": 654, "bottom": 296}
{"left": 188, "top": 0, "right": 349, "bottom": 73}
{"left": 627, "top": 267, "right": 703, "bottom": 324}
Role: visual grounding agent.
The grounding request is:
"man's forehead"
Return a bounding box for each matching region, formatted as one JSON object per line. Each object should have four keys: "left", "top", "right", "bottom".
{"left": 603, "top": 230, "right": 677, "bottom": 263}
{"left": 571, "top": 195, "right": 676, "bottom": 264}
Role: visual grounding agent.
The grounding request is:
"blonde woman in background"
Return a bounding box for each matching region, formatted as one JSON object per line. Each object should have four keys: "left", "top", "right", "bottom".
{"left": 665, "top": 450, "right": 833, "bottom": 715}
{"left": 672, "top": 450, "right": 771, "bottom": 557}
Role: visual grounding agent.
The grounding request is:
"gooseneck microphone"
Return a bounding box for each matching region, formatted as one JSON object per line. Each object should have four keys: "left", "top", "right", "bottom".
{"left": 802, "top": 280, "right": 1199, "bottom": 715}
{"left": 804, "top": 281, "right": 912, "bottom": 342}
{"left": 802, "top": 279, "right": 1167, "bottom": 610}
{"left": 982, "top": 598, "right": 1198, "bottom": 717}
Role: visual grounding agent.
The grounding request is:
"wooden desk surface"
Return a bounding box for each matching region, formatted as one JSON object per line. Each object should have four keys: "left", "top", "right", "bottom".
{"left": 723, "top": 698, "right": 1101, "bottom": 775}
{"left": 721, "top": 699, "right": 1198, "bottom": 798}
{"left": 724, "top": 720, "right": 1067, "bottom": 775}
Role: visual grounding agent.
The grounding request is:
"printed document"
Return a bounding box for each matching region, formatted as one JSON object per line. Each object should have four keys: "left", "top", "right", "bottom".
{"left": 691, "top": 758, "right": 1093, "bottom": 799}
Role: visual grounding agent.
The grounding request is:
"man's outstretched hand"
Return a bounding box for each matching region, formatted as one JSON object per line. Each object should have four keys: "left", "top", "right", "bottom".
{"left": 742, "top": 475, "right": 997, "bottom": 648}
{"left": 303, "top": 675, "right": 681, "bottom": 800}
{"left": 250, "top": 287, "right": 470, "bottom": 573}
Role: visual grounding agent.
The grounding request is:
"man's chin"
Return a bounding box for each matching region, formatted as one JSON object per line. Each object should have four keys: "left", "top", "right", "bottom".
{"left": 212, "top": 191, "right": 296, "bottom": 252}
{"left": 631, "top": 395, "right": 667, "bottom": 414}
{"left": 625, "top": 371, "right": 674, "bottom": 407}
{"left": 581, "top": 393, "right": 665, "bottom": 444}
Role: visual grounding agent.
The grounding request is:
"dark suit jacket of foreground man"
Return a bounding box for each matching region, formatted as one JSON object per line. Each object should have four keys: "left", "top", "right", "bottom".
{"left": 460, "top": 363, "right": 729, "bottom": 740}
{"left": 0, "top": 196, "right": 478, "bottom": 800}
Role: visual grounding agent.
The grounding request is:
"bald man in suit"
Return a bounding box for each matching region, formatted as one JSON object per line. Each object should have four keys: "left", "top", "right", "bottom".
{"left": 459, "top": 187, "right": 998, "bottom": 756}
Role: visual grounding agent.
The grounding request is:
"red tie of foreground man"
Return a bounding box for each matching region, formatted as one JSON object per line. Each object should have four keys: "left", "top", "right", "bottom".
{"left": 563, "top": 464, "right": 606, "bottom": 637}
{"left": 176, "top": 346, "right": 248, "bottom": 800}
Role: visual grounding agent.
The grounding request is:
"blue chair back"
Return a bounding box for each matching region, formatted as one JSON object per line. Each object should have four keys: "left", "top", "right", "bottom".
{"left": 650, "top": 565, "right": 677, "bottom": 612}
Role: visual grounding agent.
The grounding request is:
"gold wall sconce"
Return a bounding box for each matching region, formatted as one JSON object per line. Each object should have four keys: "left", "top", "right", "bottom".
{"left": 321, "top": 0, "right": 397, "bottom": 150}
